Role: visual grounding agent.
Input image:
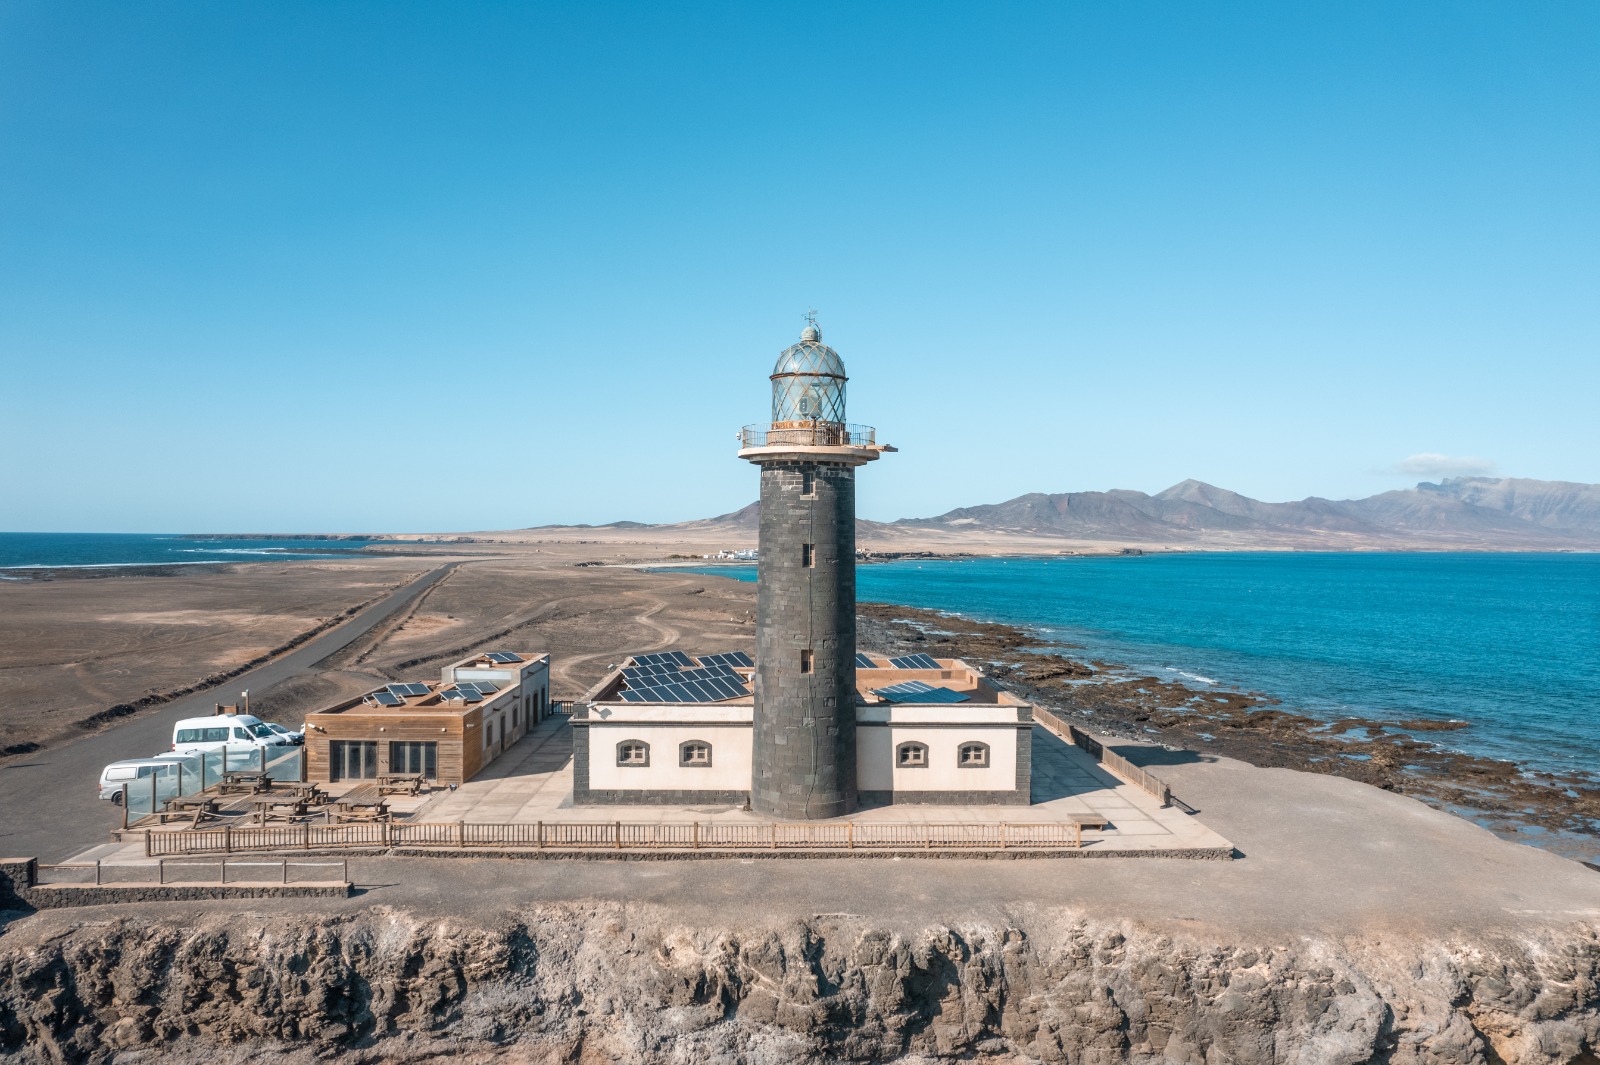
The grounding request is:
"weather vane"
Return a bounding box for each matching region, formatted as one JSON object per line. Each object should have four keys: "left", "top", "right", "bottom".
{"left": 803, "top": 307, "right": 819, "bottom": 330}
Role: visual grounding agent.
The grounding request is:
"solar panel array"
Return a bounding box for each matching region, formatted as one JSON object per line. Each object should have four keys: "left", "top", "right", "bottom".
{"left": 368, "top": 691, "right": 404, "bottom": 706}
{"left": 698, "top": 650, "right": 753, "bottom": 669}
{"left": 622, "top": 660, "right": 684, "bottom": 679}
{"left": 486, "top": 651, "right": 524, "bottom": 664}
{"left": 632, "top": 651, "right": 695, "bottom": 668}
{"left": 871, "top": 680, "right": 970, "bottom": 704}
{"left": 613, "top": 650, "right": 752, "bottom": 703}
{"left": 619, "top": 673, "right": 749, "bottom": 703}
{"left": 854, "top": 652, "right": 877, "bottom": 668}
{"left": 440, "top": 680, "right": 501, "bottom": 704}
{"left": 888, "top": 653, "right": 941, "bottom": 670}
{"left": 386, "top": 682, "right": 431, "bottom": 698}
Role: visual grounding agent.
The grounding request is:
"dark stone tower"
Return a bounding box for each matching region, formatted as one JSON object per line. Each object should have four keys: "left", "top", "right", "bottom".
{"left": 739, "top": 319, "right": 890, "bottom": 819}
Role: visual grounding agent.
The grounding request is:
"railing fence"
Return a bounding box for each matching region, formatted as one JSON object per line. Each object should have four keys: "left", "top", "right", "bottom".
{"left": 144, "top": 819, "right": 1085, "bottom": 856}
{"left": 35, "top": 858, "right": 348, "bottom": 886}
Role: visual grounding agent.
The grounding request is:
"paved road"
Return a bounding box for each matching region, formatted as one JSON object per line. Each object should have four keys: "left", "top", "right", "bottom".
{"left": 0, "top": 564, "right": 456, "bottom": 862}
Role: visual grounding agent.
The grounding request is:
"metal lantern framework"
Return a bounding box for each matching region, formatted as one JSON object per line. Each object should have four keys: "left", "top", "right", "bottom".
{"left": 770, "top": 324, "right": 847, "bottom": 426}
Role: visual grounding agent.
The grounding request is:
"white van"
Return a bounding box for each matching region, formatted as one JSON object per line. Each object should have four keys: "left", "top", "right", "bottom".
{"left": 98, "top": 756, "right": 189, "bottom": 802}
{"left": 171, "top": 714, "right": 290, "bottom": 756}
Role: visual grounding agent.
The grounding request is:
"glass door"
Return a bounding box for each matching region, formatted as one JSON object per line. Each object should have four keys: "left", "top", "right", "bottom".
{"left": 330, "top": 740, "right": 378, "bottom": 781}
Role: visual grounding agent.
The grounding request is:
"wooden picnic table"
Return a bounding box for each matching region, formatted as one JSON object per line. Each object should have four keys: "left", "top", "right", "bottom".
{"left": 328, "top": 800, "right": 391, "bottom": 824}
{"left": 217, "top": 772, "right": 274, "bottom": 796}
{"left": 157, "top": 797, "right": 220, "bottom": 826}
{"left": 376, "top": 773, "right": 424, "bottom": 796}
{"left": 283, "top": 783, "right": 330, "bottom": 805}
{"left": 250, "top": 797, "right": 308, "bottom": 825}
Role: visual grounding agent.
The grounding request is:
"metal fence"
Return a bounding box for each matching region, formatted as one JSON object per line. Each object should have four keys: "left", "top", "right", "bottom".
{"left": 1056, "top": 719, "right": 1173, "bottom": 807}
{"left": 36, "top": 858, "right": 348, "bottom": 886}
{"left": 739, "top": 423, "right": 877, "bottom": 449}
{"left": 145, "top": 819, "right": 1085, "bottom": 856}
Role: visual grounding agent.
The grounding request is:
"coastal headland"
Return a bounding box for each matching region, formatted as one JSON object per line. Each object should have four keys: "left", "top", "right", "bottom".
{"left": 2, "top": 538, "right": 1598, "bottom": 1062}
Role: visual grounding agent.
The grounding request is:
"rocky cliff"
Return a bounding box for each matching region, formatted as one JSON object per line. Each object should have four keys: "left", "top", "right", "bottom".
{"left": 2, "top": 905, "right": 1596, "bottom": 1064}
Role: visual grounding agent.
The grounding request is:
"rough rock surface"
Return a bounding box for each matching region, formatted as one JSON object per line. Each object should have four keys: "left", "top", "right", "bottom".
{"left": 2, "top": 905, "right": 1597, "bottom": 1064}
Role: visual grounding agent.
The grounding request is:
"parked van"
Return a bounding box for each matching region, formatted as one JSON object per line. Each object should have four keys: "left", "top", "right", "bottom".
{"left": 171, "top": 714, "right": 290, "bottom": 756}
{"left": 98, "top": 756, "right": 189, "bottom": 802}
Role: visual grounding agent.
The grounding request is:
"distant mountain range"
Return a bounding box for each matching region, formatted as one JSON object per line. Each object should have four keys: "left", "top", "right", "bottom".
{"left": 886, "top": 477, "right": 1600, "bottom": 549}
{"left": 569, "top": 477, "right": 1600, "bottom": 550}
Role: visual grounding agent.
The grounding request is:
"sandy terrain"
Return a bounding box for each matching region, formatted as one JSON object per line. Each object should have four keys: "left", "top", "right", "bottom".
{"left": 0, "top": 559, "right": 430, "bottom": 754}
{"left": 0, "top": 541, "right": 758, "bottom": 761}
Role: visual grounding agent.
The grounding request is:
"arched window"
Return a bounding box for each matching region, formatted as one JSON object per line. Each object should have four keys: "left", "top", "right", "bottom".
{"left": 957, "top": 741, "right": 991, "bottom": 769}
{"left": 679, "top": 740, "right": 713, "bottom": 767}
{"left": 616, "top": 739, "right": 650, "bottom": 767}
{"left": 896, "top": 741, "right": 928, "bottom": 768}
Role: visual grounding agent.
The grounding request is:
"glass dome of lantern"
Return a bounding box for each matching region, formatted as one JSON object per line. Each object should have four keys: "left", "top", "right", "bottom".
{"left": 770, "top": 322, "right": 847, "bottom": 425}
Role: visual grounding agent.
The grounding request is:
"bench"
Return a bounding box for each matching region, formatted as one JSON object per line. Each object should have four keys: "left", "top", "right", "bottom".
{"left": 250, "top": 798, "right": 308, "bottom": 825}
{"left": 158, "top": 797, "right": 220, "bottom": 826}
{"left": 1069, "top": 816, "right": 1111, "bottom": 831}
{"left": 280, "top": 783, "right": 329, "bottom": 805}
{"left": 375, "top": 774, "right": 424, "bottom": 796}
{"left": 328, "top": 801, "right": 391, "bottom": 824}
{"left": 217, "top": 772, "right": 273, "bottom": 796}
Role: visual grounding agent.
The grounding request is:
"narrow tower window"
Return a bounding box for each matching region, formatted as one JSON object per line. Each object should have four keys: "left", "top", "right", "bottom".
{"left": 801, "top": 469, "right": 816, "bottom": 497}
{"left": 800, "top": 649, "right": 814, "bottom": 674}
{"left": 802, "top": 543, "right": 814, "bottom": 567}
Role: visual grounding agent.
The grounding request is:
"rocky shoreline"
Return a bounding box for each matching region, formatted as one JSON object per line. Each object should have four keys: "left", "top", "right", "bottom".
{"left": 857, "top": 603, "right": 1600, "bottom": 866}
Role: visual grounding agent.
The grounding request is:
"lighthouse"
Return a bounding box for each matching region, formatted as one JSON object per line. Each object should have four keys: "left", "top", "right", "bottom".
{"left": 738, "top": 317, "right": 892, "bottom": 819}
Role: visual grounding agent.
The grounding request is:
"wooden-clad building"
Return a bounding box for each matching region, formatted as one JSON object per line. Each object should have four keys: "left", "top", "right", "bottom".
{"left": 302, "top": 650, "right": 549, "bottom": 785}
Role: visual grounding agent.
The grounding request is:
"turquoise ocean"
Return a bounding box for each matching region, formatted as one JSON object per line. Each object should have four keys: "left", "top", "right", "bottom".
{"left": 0, "top": 532, "right": 381, "bottom": 571}
{"left": 690, "top": 553, "right": 1600, "bottom": 780}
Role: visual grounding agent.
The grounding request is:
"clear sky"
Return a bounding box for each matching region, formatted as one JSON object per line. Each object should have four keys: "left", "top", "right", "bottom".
{"left": 2, "top": 2, "right": 1596, "bottom": 533}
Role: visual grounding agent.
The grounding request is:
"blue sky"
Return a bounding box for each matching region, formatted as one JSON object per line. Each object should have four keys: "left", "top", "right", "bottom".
{"left": 1, "top": 2, "right": 1596, "bottom": 533}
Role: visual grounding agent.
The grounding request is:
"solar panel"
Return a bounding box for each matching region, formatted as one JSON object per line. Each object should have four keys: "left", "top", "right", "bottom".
{"left": 486, "top": 651, "right": 524, "bottom": 663}
{"left": 633, "top": 651, "right": 692, "bottom": 668}
{"left": 888, "top": 653, "right": 941, "bottom": 670}
{"left": 369, "top": 691, "right": 404, "bottom": 706}
{"left": 618, "top": 689, "right": 648, "bottom": 702}
{"left": 464, "top": 679, "right": 500, "bottom": 693}
{"left": 874, "top": 680, "right": 935, "bottom": 696}
{"left": 698, "top": 651, "right": 753, "bottom": 669}
{"left": 871, "top": 681, "right": 969, "bottom": 704}
{"left": 854, "top": 653, "right": 876, "bottom": 668}
{"left": 712, "top": 676, "right": 750, "bottom": 698}
{"left": 387, "top": 683, "right": 430, "bottom": 698}
{"left": 675, "top": 665, "right": 739, "bottom": 684}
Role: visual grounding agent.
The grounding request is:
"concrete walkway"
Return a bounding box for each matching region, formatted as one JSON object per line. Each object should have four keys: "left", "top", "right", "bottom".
{"left": 407, "top": 714, "right": 1231, "bottom": 854}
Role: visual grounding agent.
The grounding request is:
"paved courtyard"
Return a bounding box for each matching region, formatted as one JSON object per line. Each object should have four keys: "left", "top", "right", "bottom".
{"left": 405, "top": 714, "right": 1231, "bottom": 854}
{"left": 70, "top": 714, "right": 1230, "bottom": 864}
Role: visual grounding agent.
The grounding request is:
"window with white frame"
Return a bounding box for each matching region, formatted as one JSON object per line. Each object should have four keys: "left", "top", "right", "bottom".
{"left": 896, "top": 741, "right": 928, "bottom": 768}
{"left": 957, "top": 741, "right": 991, "bottom": 768}
{"left": 617, "top": 740, "right": 650, "bottom": 767}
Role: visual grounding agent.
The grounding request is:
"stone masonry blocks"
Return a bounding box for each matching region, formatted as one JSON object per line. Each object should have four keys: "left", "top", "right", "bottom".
{"left": 752, "top": 460, "right": 858, "bottom": 819}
